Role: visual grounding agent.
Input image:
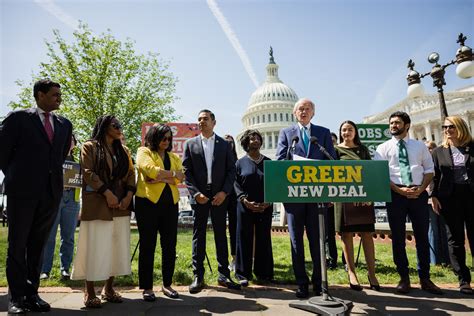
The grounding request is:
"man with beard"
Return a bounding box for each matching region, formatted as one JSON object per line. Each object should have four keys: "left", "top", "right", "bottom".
{"left": 182, "top": 109, "right": 240, "bottom": 293}
{"left": 374, "top": 111, "right": 442, "bottom": 295}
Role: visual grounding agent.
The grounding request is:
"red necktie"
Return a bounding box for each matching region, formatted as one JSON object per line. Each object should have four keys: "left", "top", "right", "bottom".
{"left": 43, "top": 112, "right": 54, "bottom": 143}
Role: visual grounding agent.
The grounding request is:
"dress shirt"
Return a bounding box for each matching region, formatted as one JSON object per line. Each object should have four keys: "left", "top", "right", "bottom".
{"left": 36, "top": 107, "right": 55, "bottom": 132}
{"left": 201, "top": 133, "right": 215, "bottom": 184}
{"left": 374, "top": 136, "right": 434, "bottom": 186}
{"left": 297, "top": 122, "right": 311, "bottom": 140}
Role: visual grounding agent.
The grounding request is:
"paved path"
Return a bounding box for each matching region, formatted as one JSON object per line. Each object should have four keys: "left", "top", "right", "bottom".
{"left": 1, "top": 284, "right": 473, "bottom": 315}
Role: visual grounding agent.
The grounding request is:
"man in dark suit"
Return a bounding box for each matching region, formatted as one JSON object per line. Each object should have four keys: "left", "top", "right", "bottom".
{"left": 0, "top": 79, "right": 73, "bottom": 314}
{"left": 182, "top": 109, "right": 240, "bottom": 293}
{"left": 276, "top": 98, "right": 336, "bottom": 298}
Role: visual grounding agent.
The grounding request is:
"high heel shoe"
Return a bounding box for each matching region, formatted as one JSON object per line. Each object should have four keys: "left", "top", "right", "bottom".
{"left": 349, "top": 282, "right": 363, "bottom": 291}
{"left": 368, "top": 274, "right": 381, "bottom": 291}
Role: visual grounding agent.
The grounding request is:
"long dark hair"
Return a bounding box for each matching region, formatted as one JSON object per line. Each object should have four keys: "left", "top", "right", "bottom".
{"left": 90, "top": 115, "right": 130, "bottom": 182}
{"left": 339, "top": 120, "right": 362, "bottom": 146}
{"left": 145, "top": 124, "right": 173, "bottom": 152}
{"left": 224, "top": 134, "right": 238, "bottom": 160}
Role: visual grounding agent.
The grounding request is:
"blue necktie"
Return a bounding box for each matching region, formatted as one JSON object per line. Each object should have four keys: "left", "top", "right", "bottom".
{"left": 301, "top": 126, "right": 309, "bottom": 154}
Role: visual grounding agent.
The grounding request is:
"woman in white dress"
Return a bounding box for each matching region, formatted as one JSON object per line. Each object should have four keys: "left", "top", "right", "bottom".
{"left": 71, "top": 115, "right": 136, "bottom": 308}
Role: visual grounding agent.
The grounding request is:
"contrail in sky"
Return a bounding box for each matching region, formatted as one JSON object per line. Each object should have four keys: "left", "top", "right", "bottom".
{"left": 34, "top": 0, "right": 79, "bottom": 30}
{"left": 207, "top": 0, "right": 259, "bottom": 88}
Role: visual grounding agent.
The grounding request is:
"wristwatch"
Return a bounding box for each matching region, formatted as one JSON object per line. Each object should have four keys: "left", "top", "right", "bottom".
{"left": 172, "top": 170, "right": 176, "bottom": 177}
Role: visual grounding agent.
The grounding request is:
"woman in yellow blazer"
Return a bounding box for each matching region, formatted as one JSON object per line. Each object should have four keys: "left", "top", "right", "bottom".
{"left": 135, "top": 124, "right": 184, "bottom": 301}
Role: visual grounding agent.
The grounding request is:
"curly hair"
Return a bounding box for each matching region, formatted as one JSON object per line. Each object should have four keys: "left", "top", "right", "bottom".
{"left": 239, "top": 129, "right": 263, "bottom": 153}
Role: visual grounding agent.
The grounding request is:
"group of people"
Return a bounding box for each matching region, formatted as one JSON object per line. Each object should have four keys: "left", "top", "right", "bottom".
{"left": 1, "top": 79, "right": 473, "bottom": 314}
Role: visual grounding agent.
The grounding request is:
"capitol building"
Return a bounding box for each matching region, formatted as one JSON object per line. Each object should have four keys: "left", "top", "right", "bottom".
{"left": 364, "top": 85, "right": 474, "bottom": 142}
{"left": 236, "top": 49, "right": 298, "bottom": 158}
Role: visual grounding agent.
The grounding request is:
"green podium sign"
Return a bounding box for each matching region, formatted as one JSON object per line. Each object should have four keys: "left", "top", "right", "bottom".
{"left": 264, "top": 160, "right": 391, "bottom": 203}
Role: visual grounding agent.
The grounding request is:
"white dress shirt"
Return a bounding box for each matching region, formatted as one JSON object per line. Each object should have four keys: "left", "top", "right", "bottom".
{"left": 374, "top": 136, "right": 434, "bottom": 186}
{"left": 201, "top": 133, "right": 215, "bottom": 184}
{"left": 36, "top": 107, "right": 55, "bottom": 132}
{"left": 297, "top": 122, "right": 311, "bottom": 139}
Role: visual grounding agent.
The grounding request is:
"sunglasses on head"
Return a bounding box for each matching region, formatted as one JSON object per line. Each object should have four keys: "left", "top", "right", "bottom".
{"left": 442, "top": 125, "right": 455, "bottom": 130}
{"left": 111, "top": 122, "right": 122, "bottom": 130}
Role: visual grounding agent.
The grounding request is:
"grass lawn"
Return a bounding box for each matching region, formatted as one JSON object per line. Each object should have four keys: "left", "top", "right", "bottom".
{"left": 0, "top": 226, "right": 470, "bottom": 288}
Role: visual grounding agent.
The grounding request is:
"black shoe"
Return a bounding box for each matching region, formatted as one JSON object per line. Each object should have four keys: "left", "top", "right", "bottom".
{"left": 61, "top": 270, "right": 70, "bottom": 280}
{"left": 235, "top": 274, "right": 249, "bottom": 287}
{"left": 368, "top": 274, "right": 381, "bottom": 291}
{"left": 142, "top": 291, "right": 156, "bottom": 302}
{"left": 217, "top": 276, "right": 242, "bottom": 290}
{"left": 295, "top": 285, "right": 309, "bottom": 298}
{"left": 8, "top": 298, "right": 26, "bottom": 314}
{"left": 24, "top": 294, "right": 50, "bottom": 312}
{"left": 162, "top": 286, "right": 179, "bottom": 299}
{"left": 189, "top": 276, "right": 204, "bottom": 294}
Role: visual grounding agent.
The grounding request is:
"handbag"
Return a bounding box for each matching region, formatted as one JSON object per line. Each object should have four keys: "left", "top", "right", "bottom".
{"left": 343, "top": 202, "right": 375, "bottom": 226}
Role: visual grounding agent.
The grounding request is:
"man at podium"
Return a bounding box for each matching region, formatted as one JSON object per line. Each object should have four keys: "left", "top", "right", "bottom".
{"left": 276, "top": 98, "right": 336, "bottom": 298}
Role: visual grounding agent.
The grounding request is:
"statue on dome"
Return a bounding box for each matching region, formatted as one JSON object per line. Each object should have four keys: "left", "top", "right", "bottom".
{"left": 269, "top": 46, "right": 275, "bottom": 64}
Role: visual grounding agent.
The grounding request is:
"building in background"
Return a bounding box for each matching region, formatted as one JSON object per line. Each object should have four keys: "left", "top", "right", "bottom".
{"left": 237, "top": 48, "right": 298, "bottom": 158}
{"left": 364, "top": 85, "right": 474, "bottom": 142}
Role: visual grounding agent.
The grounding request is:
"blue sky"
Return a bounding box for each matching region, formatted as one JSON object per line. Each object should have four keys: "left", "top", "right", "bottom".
{"left": 1, "top": 0, "right": 473, "bottom": 139}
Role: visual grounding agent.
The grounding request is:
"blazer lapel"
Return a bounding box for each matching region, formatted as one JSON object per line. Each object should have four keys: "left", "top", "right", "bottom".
{"left": 196, "top": 136, "right": 207, "bottom": 173}
{"left": 444, "top": 147, "right": 453, "bottom": 167}
{"left": 293, "top": 125, "right": 305, "bottom": 155}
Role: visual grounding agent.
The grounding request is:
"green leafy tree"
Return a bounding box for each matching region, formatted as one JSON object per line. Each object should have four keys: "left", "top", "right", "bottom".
{"left": 8, "top": 23, "right": 179, "bottom": 154}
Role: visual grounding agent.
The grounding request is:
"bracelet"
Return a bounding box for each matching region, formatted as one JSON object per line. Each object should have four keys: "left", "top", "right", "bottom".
{"left": 172, "top": 170, "right": 176, "bottom": 177}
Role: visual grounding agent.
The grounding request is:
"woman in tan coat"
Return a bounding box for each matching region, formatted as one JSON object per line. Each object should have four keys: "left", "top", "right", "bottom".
{"left": 71, "top": 115, "right": 136, "bottom": 308}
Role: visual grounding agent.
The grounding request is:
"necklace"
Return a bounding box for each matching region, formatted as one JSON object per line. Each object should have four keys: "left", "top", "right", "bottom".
{"left": 247, "top": 153, "right": 264, "bottom": 164}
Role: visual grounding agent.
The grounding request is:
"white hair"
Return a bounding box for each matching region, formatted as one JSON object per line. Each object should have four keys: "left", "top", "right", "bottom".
{"left": 293, "top": 98, "right": 315, "bottom": 113}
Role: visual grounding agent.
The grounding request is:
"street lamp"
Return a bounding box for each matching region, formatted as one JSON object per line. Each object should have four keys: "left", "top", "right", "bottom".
{"left": 406, "top": 33, "right": 474, "bottom": 120}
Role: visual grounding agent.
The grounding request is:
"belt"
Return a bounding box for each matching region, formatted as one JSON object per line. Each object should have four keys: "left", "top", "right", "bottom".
{"left": 395, "top": 184, "right": 419, "bottom": 188}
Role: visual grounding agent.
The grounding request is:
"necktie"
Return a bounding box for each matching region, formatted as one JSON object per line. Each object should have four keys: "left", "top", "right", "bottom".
{"left": 301, "top": 126, "right": 309, "bottom": 154}
{"left": 43, "top": 112, "right": 54, "bottom": 143}
{"left": 398, "top": 139, "right": 412, "bottom": 185}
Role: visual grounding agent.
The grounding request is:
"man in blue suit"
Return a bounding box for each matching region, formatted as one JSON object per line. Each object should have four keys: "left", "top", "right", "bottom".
{"left": 182, "top": 109, "right": 240, "bottom": 293}
{"left": 276, "top": 98, "right": 336, "bottom": 298}
{"left": 0, "top": 79, "right": 72, "bottom": 314}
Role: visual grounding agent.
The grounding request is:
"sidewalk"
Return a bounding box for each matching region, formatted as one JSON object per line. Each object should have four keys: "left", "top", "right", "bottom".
{"left": 1, "top": 284, "right": 473, "bottom": 315}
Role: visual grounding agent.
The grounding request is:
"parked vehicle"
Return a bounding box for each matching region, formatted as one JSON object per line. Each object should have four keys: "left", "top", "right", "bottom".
{"left": 178, "top": 210, "right": 194, "bottom": 225}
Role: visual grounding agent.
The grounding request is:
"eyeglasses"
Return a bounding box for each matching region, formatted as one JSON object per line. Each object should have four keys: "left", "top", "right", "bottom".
{"left": 110, "top": 122, "right": 122, "bottom": 130}
{"left": 161, "top": 136, "right": 172, "bottom": 142}
{"left": 441, "top": 125, "right": 455, "bottom": 130}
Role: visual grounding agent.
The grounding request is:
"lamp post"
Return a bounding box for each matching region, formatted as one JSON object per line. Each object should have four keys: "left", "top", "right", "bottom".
{"left": 406, "top": 33, "right": 474, "bottom": 121}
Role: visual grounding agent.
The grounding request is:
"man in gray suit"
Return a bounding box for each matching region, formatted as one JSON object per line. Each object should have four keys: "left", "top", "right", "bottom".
{"left": 182, "top": 109, "right": 240, "bottom": 293}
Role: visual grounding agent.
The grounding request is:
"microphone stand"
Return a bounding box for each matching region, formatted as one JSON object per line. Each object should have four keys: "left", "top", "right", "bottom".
{"left": 290, "top": 140, "right": 353, "bottom": 315}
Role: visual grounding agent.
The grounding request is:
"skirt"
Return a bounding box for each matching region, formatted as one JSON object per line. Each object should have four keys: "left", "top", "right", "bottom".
{"left": 71, "top": 216, "right": 131, "bottom": 281}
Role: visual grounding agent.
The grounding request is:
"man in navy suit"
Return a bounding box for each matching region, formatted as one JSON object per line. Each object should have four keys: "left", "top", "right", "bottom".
{"left": 182, "top": 109, "right": 240, "bottom": 293}
{"left": 276, "top": 98, "right": 336, "bottom": 298}
{"left": 0, "top": 79, "right": 72, "bottom": 314}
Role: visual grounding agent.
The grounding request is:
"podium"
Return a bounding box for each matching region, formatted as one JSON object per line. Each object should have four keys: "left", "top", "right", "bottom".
{"left": 264, "top": 160, "right": 391, "bottom": 315}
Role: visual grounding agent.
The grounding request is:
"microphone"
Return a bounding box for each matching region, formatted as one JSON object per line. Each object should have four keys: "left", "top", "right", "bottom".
{"left": 310, "top": 136, "right": 335, "bottom": 160}
{"left": 286, "top": 135, "right": 299, "bottom": 160}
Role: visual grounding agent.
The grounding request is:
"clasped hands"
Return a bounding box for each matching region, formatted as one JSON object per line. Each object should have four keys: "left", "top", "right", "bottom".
{"left": 397, "top": 186, "right": 423, "bottom": 199}
{"left": 104, "top": 190, "right": 132, "bottom": 210}
{"left": 242, "top": 198, "right": 270, "bottom": 213}
{"left": 195, "top": 191, "right": 226, "bottom": 206}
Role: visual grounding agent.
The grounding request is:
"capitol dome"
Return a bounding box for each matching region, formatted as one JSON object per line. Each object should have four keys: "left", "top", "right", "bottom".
{"left": 237, "top": 48, "right": 298, "bottom": 158}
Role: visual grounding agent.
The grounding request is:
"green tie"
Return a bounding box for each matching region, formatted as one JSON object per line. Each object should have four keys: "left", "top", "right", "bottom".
{"left": 398, "top": 139, "right": 412, "bottom": 185}
{"left": 301, "top": 126, "right": 309, "bottom": 154}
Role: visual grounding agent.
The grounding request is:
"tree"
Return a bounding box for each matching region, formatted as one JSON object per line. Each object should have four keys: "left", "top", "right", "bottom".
{"left": 9, "top": 23, "right": 179, "bottom": 154}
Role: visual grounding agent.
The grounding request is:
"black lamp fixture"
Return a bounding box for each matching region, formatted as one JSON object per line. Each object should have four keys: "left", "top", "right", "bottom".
{"left": 406, "top": 33, "right": 474, "bottom": 120}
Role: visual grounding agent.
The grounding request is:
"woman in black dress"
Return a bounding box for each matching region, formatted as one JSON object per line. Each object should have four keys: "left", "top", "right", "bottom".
{"left": 234, "top": 129, "right": 274, "bottom": 285}
{"left": 334, "top": 120, "right": 380, "bottom": 291}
